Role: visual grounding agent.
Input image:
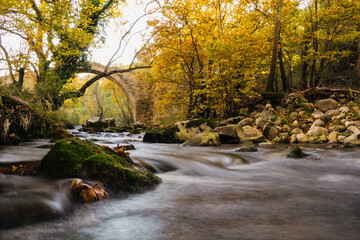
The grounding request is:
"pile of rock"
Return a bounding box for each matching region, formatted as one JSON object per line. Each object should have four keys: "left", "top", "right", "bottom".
{"left": 144, "top": 96, "right": 360, "bottom": 147}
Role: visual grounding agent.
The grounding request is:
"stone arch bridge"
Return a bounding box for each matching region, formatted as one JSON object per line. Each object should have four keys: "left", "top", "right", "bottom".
{"left": 78, "top": 62, "right": 149, "bottom": 122}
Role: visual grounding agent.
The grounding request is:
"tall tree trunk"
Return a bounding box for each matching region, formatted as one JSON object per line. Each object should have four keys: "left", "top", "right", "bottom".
{"left": 266, "top": 0, "right": 283, "bottom": 92}
{"left": 278, "top": 45, "right": 288, "bottom": 92}
{"left": 16, "top": 68, "right": 25, "bottom": 90}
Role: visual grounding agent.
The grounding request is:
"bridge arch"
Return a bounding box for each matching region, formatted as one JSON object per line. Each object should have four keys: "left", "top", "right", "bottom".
{"left": 78, "top": 63, "right": 138, "bottom": 122}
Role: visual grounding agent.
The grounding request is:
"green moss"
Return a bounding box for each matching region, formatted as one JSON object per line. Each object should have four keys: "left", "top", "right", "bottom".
{"left": 143, "top": 126, "right": 181, "bottom": 143}
{"left": 248, "top": 146, "right": 258, "bottom": 152}
{"left": 38, "top": 138, "right": 161, "bottom": 192}
{"left": 287, "top": 146, "right": 304, "bottom": 158}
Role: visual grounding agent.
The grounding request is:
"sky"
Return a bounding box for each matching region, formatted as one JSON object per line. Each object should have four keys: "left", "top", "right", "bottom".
{"left": 88, "top": 1, "right": 154, "bottom": 66}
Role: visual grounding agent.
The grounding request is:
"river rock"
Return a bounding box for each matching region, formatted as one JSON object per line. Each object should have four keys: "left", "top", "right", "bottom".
{"left": 339, "top": 106, "right": 350, "bottom": 113}
{"left": 311, "top": 109, "right": 324, "bottom": 119}
{"left": 238, "top": 118, "right": 254, "bottom": 127}
{"left": 242, "top": 126, "right": 266, "bottom": 143}
{"left": 347, "top": 126, "right": 360, "bottom": 134}
{"left": 85, "top": 117, "right": 111, "bottom": 132}
{"left": 325, "top": 109, "right": 340, "bottom": 118}
{"left": 290, "top": 134, "right": 297, "bottom": 143}
{"left": 287, "top": 146, "right": 304, "bottom": 158}
{"left": 291, "top": 128, "right": 303, "bottom": 135}
{"left": 38, "top": 138, "right": 162, "bottom": 192}
{"left": 219, "top": 117, "right": 243, "bottom": 126}
{"left": 262, "top": 123, "right": 278, "bottom": 140}
{"left": 143, "top": 126, "right": 181, "bottom": 143}
{"left": 329, "top": 125, "right": 346, "bottom": 133}
{"left": 311, "top": 119, "right": 326, "bottom": 128}
{"left": 182, "top": 132, "right": 220, "bottom": 146}
{"left": 289, "top": 112, "right": 299, "bottom": 121}
{"left": 315, "top": 98, "right": 339, "bottom": 112}
{"left": 175, "top": 119, "right": 214, "bottom": 142}
{"left": 296, "top": 133, "right": 309, "bottom": 143}
{"left": 343, "top": 133, "right": 360, "bottom": 146}
{"left": 328, "top": 131, "right": 340, "bottom": 144}
{"left": 307, "top": 126, "right": 328, "bottom": 143}
{"left": 255, "top": 118, "right": 267, "bottom": 129}
{"left": 50, "top": 128, "right": 76, "bottom": 143}
{"left": 239, "top": 107, "right": 249, "bottom": 117}
{"left": 332, "top": 113, "right": 346, "bottom": 121}
{"left": 345, "top": 121, "right": 360, "bottom": 128}
{"left": 215, "top": 125, "right": 244, "bottom": 144}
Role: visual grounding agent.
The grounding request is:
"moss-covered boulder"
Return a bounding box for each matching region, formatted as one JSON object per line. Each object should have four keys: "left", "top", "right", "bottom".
{"left": 182, "top": 132, "right": 220, "bottom": 146}
{"left": 287, "top": 146, "right": 304, "bottom": 158}
{"left": 49, "top": 128, "right": 76, "bottom": 142}
{"left": 175, "top": 118, "right": 215, "bottom": 142}
{"left": 143, "top": 126, "right": 181, "bottom": 143}
{"left": 38, "top": 139, "right": 161, "bottom": 192}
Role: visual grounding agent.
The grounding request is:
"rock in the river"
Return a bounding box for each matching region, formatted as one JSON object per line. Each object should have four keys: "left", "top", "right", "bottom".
{"left": 307, "top": 126, "right": 328, "bottom": 143}
{"left": 329, "top": 125, "right": 346, "bottom": 133}
{"left": 242, "top": 126, "right": 266, "bottom": 143}
{"left": 287, "top": 146, "right": 304, "bottom": 158}
{"left": 38, "top": 138, "right": 161, "bottom": 192}
{"left": 175, "top": 119, "right": 214, "bottom": 142}
{"left": 143, "top": 126, "right": 181, "bottom": 143}
{"left": 325, "top": 109, "right": 340, "bottom": 118}
{"left": 315, "top": 98, "right": 339, "bottom": 112}
{"left": 50, "top": 128, "right": 76, "bottom": 143}
{"left": 215, "top": 124, "right": 244, "bottom": 144}
{"left": 328, "top": 131, "right": 340, "bottom": 144}
{"left": 182, "top": 132, "right": 220, "bottom": 146}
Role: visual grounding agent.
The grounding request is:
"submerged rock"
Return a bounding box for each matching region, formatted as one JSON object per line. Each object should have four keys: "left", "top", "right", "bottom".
{"left": 287, "top": 146, "right": 304, "bottom": 158}
{"left": 38, "top": 138, "right": 161, "bottom": 192}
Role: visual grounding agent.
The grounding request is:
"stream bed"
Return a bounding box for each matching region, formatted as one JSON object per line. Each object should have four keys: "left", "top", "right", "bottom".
{"left": 1, "top": 129, "right": 360, "bottom": 239}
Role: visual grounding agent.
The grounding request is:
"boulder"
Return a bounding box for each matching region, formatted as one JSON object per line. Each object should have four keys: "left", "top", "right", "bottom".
{"left": 235, "top": 146, "right": 258, "bottom": 152}
{"left": 311, "top": 109, "right": 324, "bottom": 119}
{"left": 287, "top": 146, "right": 304, "bottom": 158}
{"left": 175, "top": 119, "right": 214, "bottom": 142}
{"left": 49, "top": 128, "right": 76, "bottom": 143}
{"left": 328, "top": 131, "right": 340, "bottom": 144}
{"left": 339, "top": 106, "right": 350, "bottom": 114}
{"left": 104, "top": 118, "right": 116, "bottom": 127}
{"left": 332, "top": 113, "right": 346, "bottom": 121}
{"left": 238, "top": 118, "right": 254, "bottom": 127}
{"left": 343, "top": 133, "right": 360, "bottom": 146}
{"left": 262, "top": 123, "right": 278, "bottom": 140}
{"left": 85, "top": 117, "right": 110, "bottom": 132}
{"left": 311, "top": 119, "right": 326, "bottom": 128}
{"left": 347, "top": 126, "right": 360, "bottom": 134}
{"left": 239, "top": 107, "right": 249, "bottom": 117}
{"left": 255, "top": 118, "right": 267, "bottom": 129}
{"left": 290, "top": 134, "right": 297, "bottom": 143}
{"left": 324, "top": 109, "right": 340, "bottom": 118}
{"left": 315, "top": 98, "right": 339, "bottom": 112}
{"left": 291, "top": 128, "right": 303, "bottom": 135}
{"left": 296, "top": 133, "right": 309, "bottom": 143}
{"left": 215, "top": 125, "right": 244, "bottom": 144}
{"left": 38, "top": 138, "right": 161, "bottom": 192}
{"left": 242, "top": 126, "right": 266, "bottom": 143}
{"left": 182, "top": 132, "right": 221, "bottom": 146}
{"left": 307, "top": 126, "right": 328, "bottom": 143}
{"left": 345, "top": 121, "right": 360, "bottom": 128}
{"left": 329, "top": 125, "right": 346, "bottom": 133}
{"left": 143, "top": 126, "right": 181, "bottom": 143}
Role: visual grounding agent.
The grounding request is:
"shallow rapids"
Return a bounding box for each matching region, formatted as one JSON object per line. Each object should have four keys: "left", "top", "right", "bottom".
{"left": 1, "top": 129, "right": 360, "bottom": 239}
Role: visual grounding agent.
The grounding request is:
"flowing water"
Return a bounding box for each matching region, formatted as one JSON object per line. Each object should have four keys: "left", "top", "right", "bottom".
{"left": 0, "top": 129, "right": 360, "bottom": 240}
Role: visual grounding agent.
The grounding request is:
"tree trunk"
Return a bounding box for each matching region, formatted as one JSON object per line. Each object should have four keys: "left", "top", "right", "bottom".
{"left": 300, "top": 47, "right": 308, "bottom": 90}
{"left": 266, "top": 0, "right": 283, "bottom": 92}
{"left": 16, "top": 68, "right": 25, "bottom": 90}
{"left": 278, "top": 45, "right": 288, "bottom": 92}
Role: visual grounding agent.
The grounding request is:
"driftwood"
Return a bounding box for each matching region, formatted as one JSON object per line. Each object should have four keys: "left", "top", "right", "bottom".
{"left": 288, "top": 87, "right": 360, "bottom": 101}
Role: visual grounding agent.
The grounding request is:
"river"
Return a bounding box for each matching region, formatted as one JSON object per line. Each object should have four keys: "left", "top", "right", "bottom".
{"left": 1, "top": 129, "right": 360, "bottom": 240}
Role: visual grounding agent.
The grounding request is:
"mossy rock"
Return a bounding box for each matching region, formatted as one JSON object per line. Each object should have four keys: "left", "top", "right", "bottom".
{"left": 287, "top": 146, "right": 304, "bottom": 158}
{"left": 143, "top": 126, "right": 181, "bottom": 143}
{"left": 185, "top": 118, "right": 215, "bottom": 129}
{"left": 38, "top": 138, "right": 161, "bottom": 192}
{"left": 49, "top": 128, "right": 76, "bottom": 143}
{"left": 104, "top": 126, "right": 133, "bottom": 133}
